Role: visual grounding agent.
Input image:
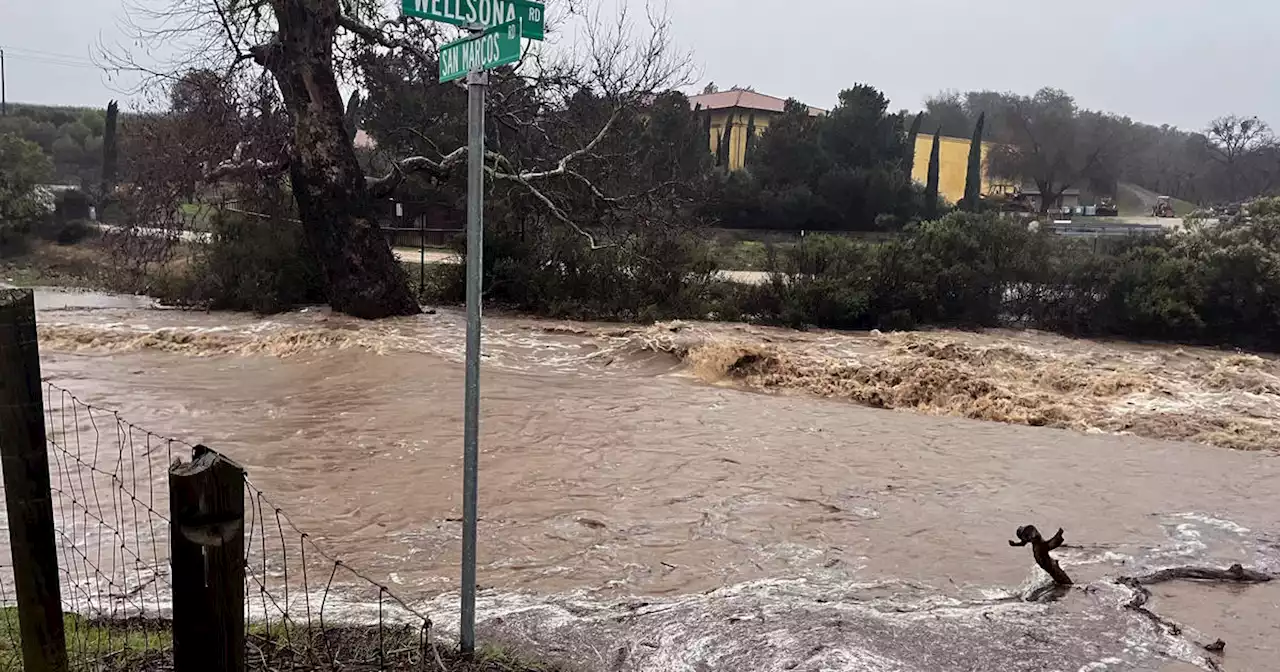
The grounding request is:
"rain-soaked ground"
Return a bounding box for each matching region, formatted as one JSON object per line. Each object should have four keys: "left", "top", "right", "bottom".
{"left": 9, "top": 287, "right": 1280, "bottom": 671}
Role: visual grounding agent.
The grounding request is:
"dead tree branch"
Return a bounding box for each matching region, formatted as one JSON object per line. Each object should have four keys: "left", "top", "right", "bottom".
{"left": 1009, "top": 525, "right": 1073, "bottom": 586}
{"left": 1129, "top": 564, "right": 1272, "bottom": 586}
{"left": 1113, "top": 563, "right": 1271, "bottom": 670}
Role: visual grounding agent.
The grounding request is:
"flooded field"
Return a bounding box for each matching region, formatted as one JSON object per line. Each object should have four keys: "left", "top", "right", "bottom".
{"left": 14, "top": 288, "right": 1280, "bottom": 670}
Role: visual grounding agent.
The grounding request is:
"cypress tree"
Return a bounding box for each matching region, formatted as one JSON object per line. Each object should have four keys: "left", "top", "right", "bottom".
{"left": 696, "top": 104, "right": 711, "bottom": 156}
{"left": 905, "top": 111, "right": 924, "bottom": 178}
{"left": 717, "top": 112, "right": 735, "bottom": 169}
{"left": 101, "top": 100, "right": 119, "bottom": 198}
{"left": 925, "top": 129, "right": 942, "bottom": 219}
{"left": 743, "top": 113, "right": 757, "bottom": 167}
{"left": 963, "top": 112, "right": 986, "bottom": 211}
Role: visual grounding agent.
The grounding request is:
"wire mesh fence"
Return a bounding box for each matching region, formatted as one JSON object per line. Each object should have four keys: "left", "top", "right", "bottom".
{"left": 0, "top": 382, "right": 436, "bottom": 671}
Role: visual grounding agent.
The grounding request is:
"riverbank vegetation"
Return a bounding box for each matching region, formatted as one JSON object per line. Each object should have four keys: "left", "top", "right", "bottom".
{"left": 9, "top": 199, "right": 1280, "bottom": 355}
{"left": 421, "top": 199, "right": 1280, "bottom": 354}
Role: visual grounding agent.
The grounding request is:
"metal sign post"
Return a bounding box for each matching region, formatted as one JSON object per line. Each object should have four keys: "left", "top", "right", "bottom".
{"left": 459, "top": 50, "right": 486, "bottom": 655}
{"left": 401, "top": 2, "right": 543, "bottom": 657}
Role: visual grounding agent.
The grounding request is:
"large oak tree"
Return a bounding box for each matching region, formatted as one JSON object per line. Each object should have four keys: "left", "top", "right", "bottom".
{"left": 109, "top": 0, "right": 691, "bottom": 318}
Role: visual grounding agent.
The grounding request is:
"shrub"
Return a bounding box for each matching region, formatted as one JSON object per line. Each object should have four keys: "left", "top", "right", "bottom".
{"left": 428, "top": 223, "right": 726, "bottom": 322}
{"left": 434, "top": 200, "right": 1280, "bottom": 354}
{"left": 751, "top": 213, "right": 1049, "bottom": 330}
{"left": 755, "top": 234, "right": 876, "bottom": 329}
{"left": 170, "top": 209, "right": 326, "bottom": 313}
{"left": 53, "top": 219, "right": 97, "bottom": 245}
{"left": 893, "top": 212, "right": 1050, "bottom": 326}
{"left": 55, "top": 189, "right": 92, "bottom": 222}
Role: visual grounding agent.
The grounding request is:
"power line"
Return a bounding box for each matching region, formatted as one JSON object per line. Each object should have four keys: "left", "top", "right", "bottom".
{"left": 0, "top": 45, "right": 97, "bottom": 66}
{"left": 1, "top": 53, "right": 103, "bottom": 71}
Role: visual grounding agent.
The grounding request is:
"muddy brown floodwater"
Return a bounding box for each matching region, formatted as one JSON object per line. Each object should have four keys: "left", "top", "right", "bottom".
{"left": 14, "top": 287, "right": 1280, "bottom": 671}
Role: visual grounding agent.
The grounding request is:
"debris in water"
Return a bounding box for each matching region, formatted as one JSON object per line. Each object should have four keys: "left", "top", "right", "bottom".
{"left": 1009, "top": 525, "right": 1073, "bottom": 587}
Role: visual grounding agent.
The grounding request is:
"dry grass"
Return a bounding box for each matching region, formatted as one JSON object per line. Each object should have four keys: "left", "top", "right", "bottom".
{"left": 0, "top": 610, "right": 562, "bottom": 672}
{"left": 0, "top": 240, "right": 115, "bottom": 289}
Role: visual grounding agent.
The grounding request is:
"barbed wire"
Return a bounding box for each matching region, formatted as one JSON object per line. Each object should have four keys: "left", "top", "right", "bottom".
{"left": 0, "top": 382, "right": 443, "bottom": 671}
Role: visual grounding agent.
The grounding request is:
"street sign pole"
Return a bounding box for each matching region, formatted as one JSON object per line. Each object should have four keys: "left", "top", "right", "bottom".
{"left": 403, "top": 0, "right": 541, "bottom": 656}
{"left": 459, "top": 31, "right": 486, "bottom": 657}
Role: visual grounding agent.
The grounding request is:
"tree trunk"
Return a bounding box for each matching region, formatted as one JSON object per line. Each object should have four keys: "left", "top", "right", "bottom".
{"left": 1036, "top": 180, "right": 1058, "bottom": 215}
{"left": 257, "top": 0, "right": 419, "bottom": 319}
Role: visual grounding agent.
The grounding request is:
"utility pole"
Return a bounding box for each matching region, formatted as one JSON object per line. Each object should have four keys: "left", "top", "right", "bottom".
{"left": 2, "top": 48, "right": 7, "bottom": 116}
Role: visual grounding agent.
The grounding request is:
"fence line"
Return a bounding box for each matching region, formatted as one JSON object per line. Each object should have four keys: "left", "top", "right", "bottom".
{"left": 0, "top": 381, "right": 438, "bottom": 671}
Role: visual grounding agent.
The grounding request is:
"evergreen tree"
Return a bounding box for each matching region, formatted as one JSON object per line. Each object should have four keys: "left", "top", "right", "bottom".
{"left": 101, "top": 100, "right": 119, "bottom": 198}
{"left": 925, "top": 129, "right": 942, "bottom": 219}
{"left": 743, "top": 113, "right": 757, "bottom": 167}
{"left": 717, "top": 112, "right": 735, "bottom": 169}
{"left": 696, "top": 104, "right": 712, "bottom": 157}
{"left": 963, "top": 112, "right": 986, "bottom": 211}
{"left": 905, "top": 111, "right": 924, "bottom": 178}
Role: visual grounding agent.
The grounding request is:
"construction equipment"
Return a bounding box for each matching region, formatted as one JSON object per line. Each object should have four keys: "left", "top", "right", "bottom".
{"left": 1151, "top": 196, "right": 1176, "bottom": 218}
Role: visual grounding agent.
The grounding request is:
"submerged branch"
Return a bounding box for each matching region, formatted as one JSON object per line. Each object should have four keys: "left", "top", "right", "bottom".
{"left": 1009, "top": 525, "right": 1072, "bottom": 586}
{"left": 1113, "top": 563, "right": 1272, "bottom": 670}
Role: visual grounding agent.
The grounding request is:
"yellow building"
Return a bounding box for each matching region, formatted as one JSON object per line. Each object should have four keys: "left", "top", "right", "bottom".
{"left": 689, "top": 89, "right": 1008, "bottom": 204}
{"left": 911, "top": 134, "right": 1006, "bottom": 205}
{"left": 689, "top": 90, "right": 824, "bottom": 171}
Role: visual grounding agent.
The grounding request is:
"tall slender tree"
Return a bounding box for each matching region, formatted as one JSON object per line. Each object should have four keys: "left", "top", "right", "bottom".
{"left": 963, "top": 112, "right": 986, "bottom": 211}
{"left": 717, "top": 112, "right": 735, "bottom": 170}
{"left": 100, "top": 100, "right": 119, "bottom": 199}
{"left": 743, "top": 113, "right": 757, "bottom": 167}
{"left": 695, "top": 103, "right": 710, "bottom": 156}
{"left": 905, "top": 111, "right": 925, "bottom": 178}
{"left": 925, "top": 129, "right": 942, "bottom": 219}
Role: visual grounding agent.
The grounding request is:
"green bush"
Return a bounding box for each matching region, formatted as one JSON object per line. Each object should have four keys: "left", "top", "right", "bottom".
{"left": 53, "top": 219, "right": 97, "bottom": 245}
{"left": 756, "top": 234, "right": 876, "bottom": 329}
{"left": 893, "top": 212, "right": 1050, "bottom": 325}
{"left": 54, "top": 189, "right": 92, "bottom": 222}
{"left": 748, "top": 213, "right": 1049, "bottom": 330}
{"left": 428, "top": 223, "right": 727, "bottom": 322}
{"left": 169, "top": 209, "right": 326, "bottom": 313}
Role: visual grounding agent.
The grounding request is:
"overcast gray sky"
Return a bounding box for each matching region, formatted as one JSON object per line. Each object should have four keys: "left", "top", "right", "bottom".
{"left": 3, "top": 0, "right": 1276, "bottom": 131}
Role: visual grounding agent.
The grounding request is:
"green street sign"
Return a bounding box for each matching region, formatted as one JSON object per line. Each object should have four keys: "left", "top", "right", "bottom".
{"left": 402, "top": 0, "right": 545, "bottom": 41}
{"left": 439, "top": 19, "right": 523, "bottom": 83}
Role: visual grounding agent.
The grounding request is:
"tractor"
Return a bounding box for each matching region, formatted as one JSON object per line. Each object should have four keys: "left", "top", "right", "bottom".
{"left": 1151, "top": 196, "right": 1176, "bottom": 218}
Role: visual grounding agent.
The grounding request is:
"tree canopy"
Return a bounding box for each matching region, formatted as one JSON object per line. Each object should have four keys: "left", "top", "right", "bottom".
{"left": 0, "top": 133, "right": 56, "bottom": 225}
{"left": 0, "top": 104, "right": 110, "bottom": 190}
{"left": 709, "top": 84, "right": 925, "bottom": 232}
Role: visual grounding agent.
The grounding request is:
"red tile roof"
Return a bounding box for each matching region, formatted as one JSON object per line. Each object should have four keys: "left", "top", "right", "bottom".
{"left": 689, "top": 89, "right": 824, "bottom": 116}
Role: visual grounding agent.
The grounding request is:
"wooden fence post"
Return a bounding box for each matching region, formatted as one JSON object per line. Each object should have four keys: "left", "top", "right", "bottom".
{"left": 0, "top": 289, "right": 69, "bottom": 672}
{"left": 170, "top": 445, "right": 245, "bottom": 672}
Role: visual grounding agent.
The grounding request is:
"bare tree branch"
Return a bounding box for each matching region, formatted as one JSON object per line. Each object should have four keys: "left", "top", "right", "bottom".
{"left": 517, "top": 109, "right": 623, "bottom": 181}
